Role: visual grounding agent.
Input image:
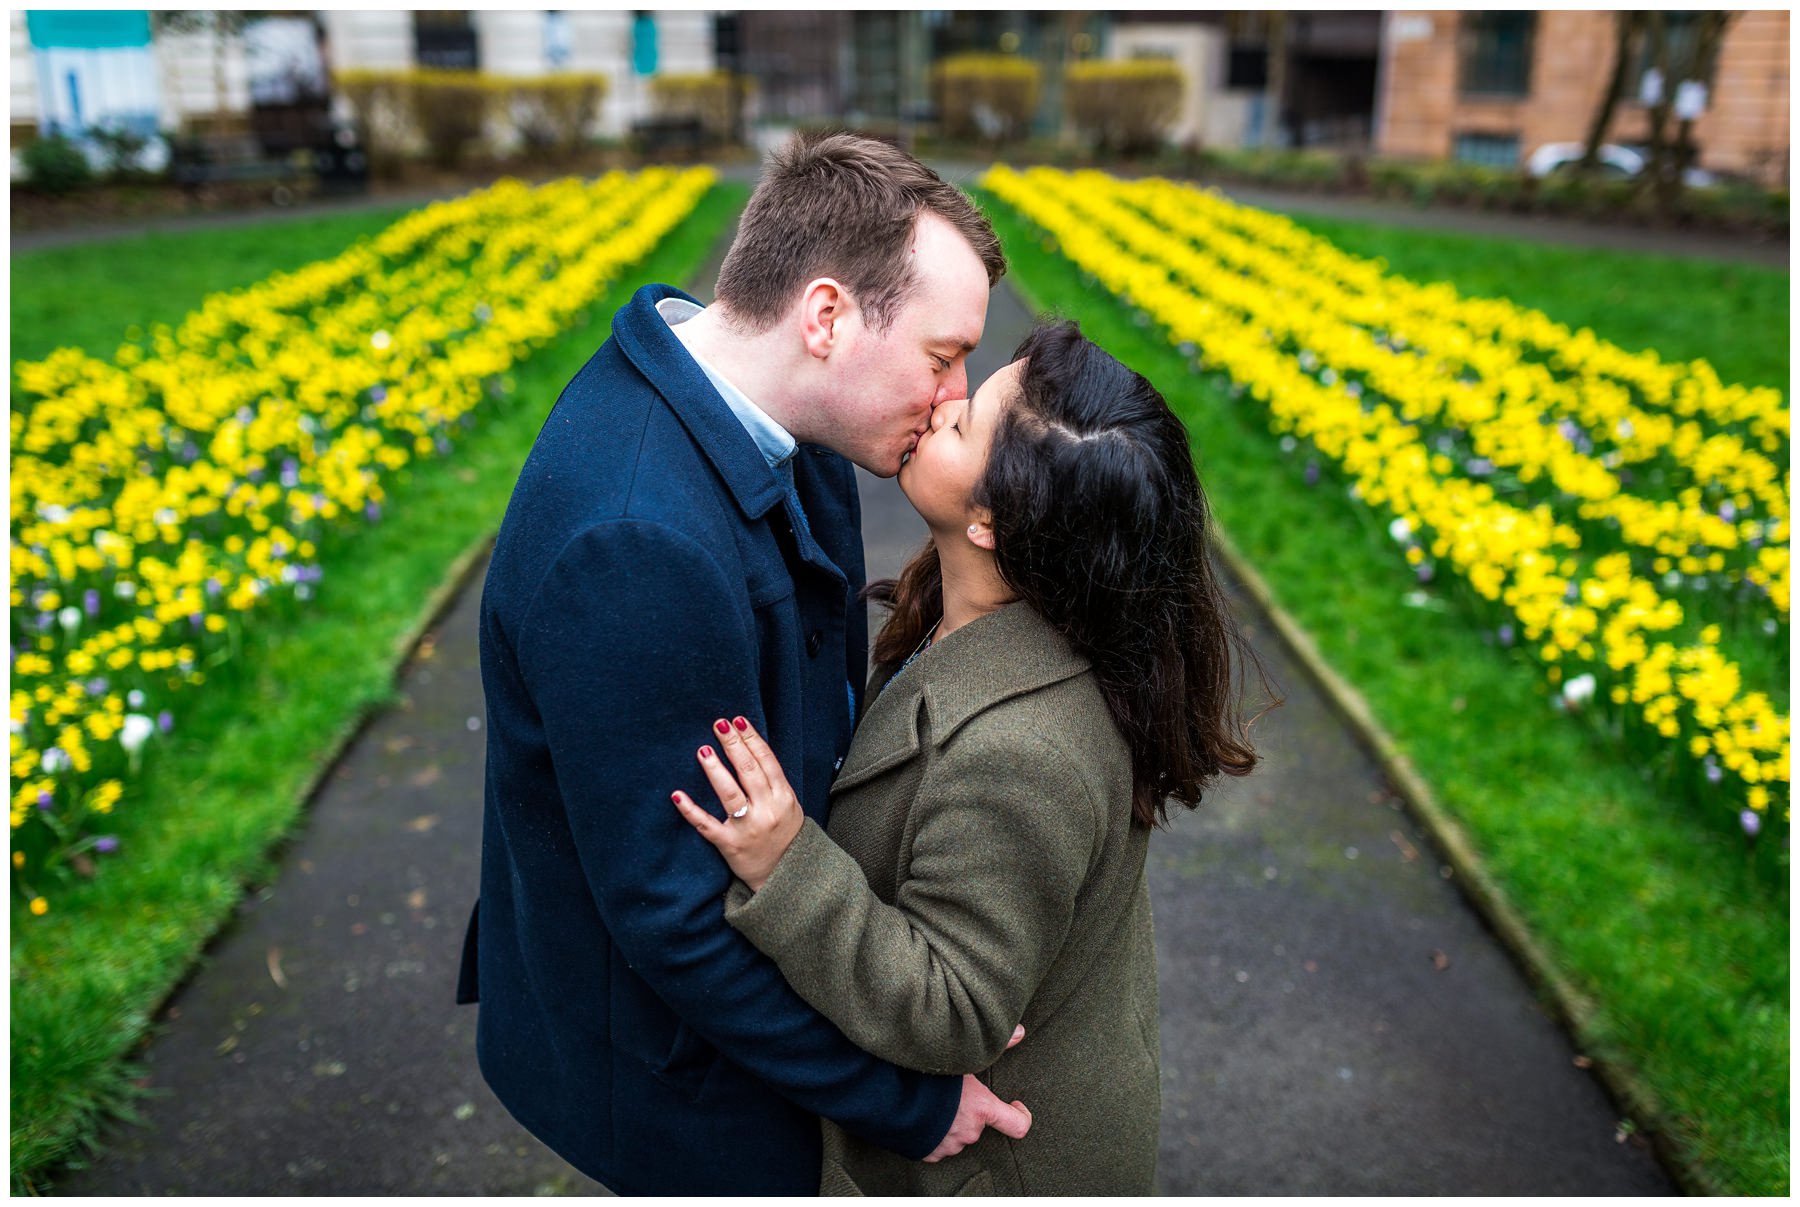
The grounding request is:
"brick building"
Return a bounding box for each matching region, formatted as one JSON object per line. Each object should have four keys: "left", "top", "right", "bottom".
{"left": 1376, "top": 10, "right": 1789, "bottom": 186}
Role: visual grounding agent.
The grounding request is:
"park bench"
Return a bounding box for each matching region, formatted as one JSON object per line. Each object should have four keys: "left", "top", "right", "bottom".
{"left": 168, "top": 133, "right": 311, "bottom": 205}
{"left": 630, "top": 115, "right": 705, "bottom": 159}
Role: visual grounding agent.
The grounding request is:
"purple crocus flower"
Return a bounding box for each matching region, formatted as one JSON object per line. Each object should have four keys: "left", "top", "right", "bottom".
{"left": 84, "top": 590, "right": 101, "bottom": 617}
{"left": 95, "top": 836, "right": 120, "bottom": 853}
{"left": 1416, "top": 563, "right": 1435, "bottom": 583}
{"left": 1304, "top": 462, "right": 1321, "bottom": 486}
{"left": 189, "top": 614, "right": 204, "bottom": 631}
{"left": 366, "top": 503, "right": 382, "bottom": 522}
{"left": 1741, "top": 810, "right": 1761, "bottom": 837}
{"left": 280, "top": 459, "right": 300, "bottom": 489}
{"left": 1705, "top": 763, "right": 1724, "bottom": 784}
{"left": 36, "top": 790, "right": 53, "bottom": 808}
{"left": 86, "top": 678, "right": 107, "bottom": 696}
{"left": 370, "top": 385, "right": 388, "bottom": 403}
{"left": 1498, "top": 624, "right": 1515, "bottom": 647}
{"left": 158, "top": 711, "right": 174, "bottom": 734}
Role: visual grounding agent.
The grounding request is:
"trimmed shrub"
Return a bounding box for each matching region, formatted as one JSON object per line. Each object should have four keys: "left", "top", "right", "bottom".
{"left": 934, "top": 54, "right": 1041, "bottom": 144}
{"left": 410, "top": 70, "right": 503, "bottom": 169}
{"left": 509, "top": 73, "right": 610, "bottom": 162}
{"left": 334, "top": 69, "right": 412, "bottom": 179}
{"left": 1064, "top": 60, "right": 1185, "bottom": 157}
{"left": 21, "top": 135, "right": 92, "bottom": 195}
{"left": 648, "top": 72, "right": 745, "bottom": 145}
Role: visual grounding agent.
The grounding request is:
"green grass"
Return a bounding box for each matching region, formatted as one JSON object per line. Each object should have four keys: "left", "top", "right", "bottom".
{"left": 11, "top": 207, "right": 421, "bottom": 364}
{"left": 1279, "top": 213, "right": 1791, "bottom": 391}
{"left": 977, "top": 189, "right": 1790, "bottom": 1196}
{"left": 8, "top": 181, "right": 750, "bottom": 1193}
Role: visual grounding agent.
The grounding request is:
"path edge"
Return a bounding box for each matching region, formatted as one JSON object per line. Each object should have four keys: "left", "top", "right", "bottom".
{"left": 1207, "top": 523, "right": 1720, "bottom": 1198}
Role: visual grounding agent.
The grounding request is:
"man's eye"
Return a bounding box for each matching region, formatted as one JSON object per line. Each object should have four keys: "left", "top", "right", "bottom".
{"left": 934, "top": 357, "right": 950, "bottom": 371}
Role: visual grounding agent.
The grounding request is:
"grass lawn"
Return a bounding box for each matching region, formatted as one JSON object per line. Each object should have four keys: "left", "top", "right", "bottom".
{"left": 9, "top": 181, "right": 749, "bottom": 1192}
{"left": 976, "top": 188, "right": 1790, "bottom": 1197}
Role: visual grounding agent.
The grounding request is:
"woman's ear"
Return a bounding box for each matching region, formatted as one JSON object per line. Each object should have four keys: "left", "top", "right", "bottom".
{"left": 965, "top": 510, "right": 996, "bottom": 551}
{"left": 800, "top": 278, "right": 846, "bottom": 360}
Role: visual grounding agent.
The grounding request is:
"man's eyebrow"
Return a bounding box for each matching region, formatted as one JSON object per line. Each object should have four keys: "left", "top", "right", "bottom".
{"left": 932, "top": 337, "right": 979, "bottom": 353}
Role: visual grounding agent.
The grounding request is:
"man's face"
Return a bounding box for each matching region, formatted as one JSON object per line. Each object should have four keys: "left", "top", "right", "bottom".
{"left": 820, "top": 212, "right": 990, "bottom": 477}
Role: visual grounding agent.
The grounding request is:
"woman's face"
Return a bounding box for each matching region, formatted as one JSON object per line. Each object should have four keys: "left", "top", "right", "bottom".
{"left": 897, "top": 356, "right": 1021, "bottom": 539}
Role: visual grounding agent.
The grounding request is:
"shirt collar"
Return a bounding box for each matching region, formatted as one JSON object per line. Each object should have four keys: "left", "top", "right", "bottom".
{"left": 658, "top": 297, "right": 797, "bottom": 471}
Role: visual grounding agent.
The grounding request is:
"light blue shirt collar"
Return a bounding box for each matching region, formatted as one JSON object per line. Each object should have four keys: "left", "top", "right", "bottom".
{"left": 658, "top": 297, "right": 797, "bottom": 471}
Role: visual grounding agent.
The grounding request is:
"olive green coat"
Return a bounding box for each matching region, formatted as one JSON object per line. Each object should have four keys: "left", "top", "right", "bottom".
{"left": 724, "top": 601, "right": 1161, "bottom": 1196}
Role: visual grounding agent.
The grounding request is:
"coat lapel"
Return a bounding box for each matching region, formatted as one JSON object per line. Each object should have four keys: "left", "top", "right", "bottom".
{"left": 832, "top": 602, "right": 1092, "bottom": 796}
{"left": 831, "top": 660, "right": 925, "bottom": 795}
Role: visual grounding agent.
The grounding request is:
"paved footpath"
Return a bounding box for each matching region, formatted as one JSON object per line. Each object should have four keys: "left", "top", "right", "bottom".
{"left": 54, "top": 232, "right": 1678, "bottom": 1195}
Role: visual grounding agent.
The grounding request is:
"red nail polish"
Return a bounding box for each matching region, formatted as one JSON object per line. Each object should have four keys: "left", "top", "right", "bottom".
{"left": 699, "top": 746, "right": 713, "bottom": 759}
{"left": 715, "top": 720, "right": 730, "bottom": 735}
{"left": 733, "top": 717, "right": 749, "bottom": 732}
{"left": 671, "top": 792, "right": 681, "bottom": 803}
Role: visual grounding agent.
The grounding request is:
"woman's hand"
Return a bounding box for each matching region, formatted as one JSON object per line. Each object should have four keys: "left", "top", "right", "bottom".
{"left": 670, "top": 716, "right": 804, "bottom": 891}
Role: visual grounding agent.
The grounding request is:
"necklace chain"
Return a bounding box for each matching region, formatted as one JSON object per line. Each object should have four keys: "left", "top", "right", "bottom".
{"left": 901, "top": 620, "right": 941, "bottom": 672}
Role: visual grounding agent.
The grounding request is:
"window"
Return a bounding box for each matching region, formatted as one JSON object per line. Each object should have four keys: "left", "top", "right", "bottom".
{"left": 415, "top": 11, "right": 477, "bottom": 71}
{"left": 1458, "top": 12, "right": 1534, "bottom": 97}
{"left": 1453, "top": 131, "right": 1521, "bottom": 168}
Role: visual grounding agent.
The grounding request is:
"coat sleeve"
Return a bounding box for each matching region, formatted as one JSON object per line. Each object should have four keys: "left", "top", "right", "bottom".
{"left": 723, "top": 717, "right": 1102, "bottom": 1076}
{"left": 515, "top": 517, "right": 960, "bottom": 1159}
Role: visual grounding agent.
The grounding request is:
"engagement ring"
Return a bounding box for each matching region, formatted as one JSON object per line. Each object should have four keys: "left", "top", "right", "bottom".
{"left": 731, "top": 805, "right": 749, "bottom": 818}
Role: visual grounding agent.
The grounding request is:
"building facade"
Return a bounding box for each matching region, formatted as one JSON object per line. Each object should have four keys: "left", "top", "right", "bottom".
{"left": 1376, "top": 10, "right": 1789, "bottom": 185}
{"left": 11, "top": 10, "right": 720, "bottom": 151}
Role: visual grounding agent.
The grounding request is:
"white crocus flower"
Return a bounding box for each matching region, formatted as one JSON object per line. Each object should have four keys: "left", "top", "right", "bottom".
{"left": 1388, "top": 517, "right": 1413, "bottom": 543}
{"left": 1561, "top": 674, "right": 1597, "bottom": 707}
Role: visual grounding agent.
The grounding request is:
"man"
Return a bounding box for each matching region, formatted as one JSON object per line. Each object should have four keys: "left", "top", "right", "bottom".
{"left": 457, "top": 132, "right": 1031, "bottom": 1194}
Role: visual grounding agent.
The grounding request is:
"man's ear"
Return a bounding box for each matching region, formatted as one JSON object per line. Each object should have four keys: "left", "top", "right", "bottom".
{"left": 800, "top": 278, "right": 847, "bottom": 360}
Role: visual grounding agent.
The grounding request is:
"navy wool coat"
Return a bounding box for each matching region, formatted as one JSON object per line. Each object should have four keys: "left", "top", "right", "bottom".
{"left": 458, "top": 283, "right": 961, "bottom": 1194}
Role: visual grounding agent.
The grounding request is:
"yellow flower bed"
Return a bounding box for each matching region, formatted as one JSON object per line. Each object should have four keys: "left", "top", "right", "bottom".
{"left": 983, "top": 164, "right": 1788, "bottom": 834}
{"left": 10, "top": 166, "right": 716, "bottom": 906}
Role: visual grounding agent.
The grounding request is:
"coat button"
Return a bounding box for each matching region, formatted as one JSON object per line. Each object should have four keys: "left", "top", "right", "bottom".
{"left": 806, "top": 630, "right": 823, "bottom": 658}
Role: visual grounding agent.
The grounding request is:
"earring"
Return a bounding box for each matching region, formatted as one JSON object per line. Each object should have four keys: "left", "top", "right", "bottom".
{"left": 968, "top": 525, "right": 980, "bottom": 537}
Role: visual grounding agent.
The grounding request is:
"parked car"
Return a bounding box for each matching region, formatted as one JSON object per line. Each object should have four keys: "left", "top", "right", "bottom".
{"left": 1526, "top": 141, "right": 1716, "bottom": 187}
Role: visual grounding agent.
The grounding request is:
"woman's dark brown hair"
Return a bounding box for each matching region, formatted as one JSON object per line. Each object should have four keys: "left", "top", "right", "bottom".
{"left": 868, "top": 321, "right": 1277, "bottom": 827}
{"left": 713, "top": 129, "right": 1006, "bottom": 335}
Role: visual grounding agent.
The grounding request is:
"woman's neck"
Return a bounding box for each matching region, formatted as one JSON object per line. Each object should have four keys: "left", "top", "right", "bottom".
{"left": 935, "top": 538, "right": 1012, "bottom": 640}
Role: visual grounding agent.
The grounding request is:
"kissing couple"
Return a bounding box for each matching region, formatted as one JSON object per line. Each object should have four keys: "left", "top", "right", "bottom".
{"left": 457, "top": 131, "right": 1266, "bottom": 1196}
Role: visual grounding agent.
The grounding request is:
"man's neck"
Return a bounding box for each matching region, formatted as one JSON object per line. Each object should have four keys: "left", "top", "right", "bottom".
{"left": 670, "top": 304, "right": 811, "bottom": 439}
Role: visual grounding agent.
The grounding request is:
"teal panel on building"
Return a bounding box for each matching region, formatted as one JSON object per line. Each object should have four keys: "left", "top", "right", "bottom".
{"left": 25, "top": 10, "right": 151, "bottom": 50}
{"left": 633, "top": 13, "right": 658, "bottom": 76}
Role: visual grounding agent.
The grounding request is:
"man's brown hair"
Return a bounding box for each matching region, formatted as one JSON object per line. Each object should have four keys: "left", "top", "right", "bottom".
{"left": 713, "top": 130, "right": 1006, "bottom": 335}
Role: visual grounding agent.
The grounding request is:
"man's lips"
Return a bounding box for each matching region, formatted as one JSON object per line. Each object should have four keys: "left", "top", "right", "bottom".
{"left": 900, "top": 425, "right": 929, "bottom": 466}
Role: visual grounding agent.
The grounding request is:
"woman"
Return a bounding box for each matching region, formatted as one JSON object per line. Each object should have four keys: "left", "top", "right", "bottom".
{"left": 671, "top": 321, "right": 1270, "bottom": 1195}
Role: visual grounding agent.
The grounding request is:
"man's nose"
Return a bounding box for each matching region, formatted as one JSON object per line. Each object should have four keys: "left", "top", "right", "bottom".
{"left": 938, "top": 364, "right": 968, "bottom": 404}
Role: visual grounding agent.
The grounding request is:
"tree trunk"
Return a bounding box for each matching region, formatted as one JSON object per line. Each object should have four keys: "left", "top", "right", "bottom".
{"left": 1672, "top": 11, "right": 1735, "bottom": 188}
{"left": 1579, "top": 11, "right": 1641, "bottom": 173}
{"left": 1264, "top": 12, "right": 1288, "bottom": 149}
{"left": 1642, "top": 10, "right": 1678, "bottom": 215}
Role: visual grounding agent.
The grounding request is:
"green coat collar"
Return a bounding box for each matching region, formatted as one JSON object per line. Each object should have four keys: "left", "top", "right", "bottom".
{"left": 834, "top": 601, "right": 1091, "bottom": 795}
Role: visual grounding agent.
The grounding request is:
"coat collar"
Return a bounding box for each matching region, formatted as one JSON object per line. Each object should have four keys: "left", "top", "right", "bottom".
{"left": 832, "top": 601, "right": 1091, "bottom": 795}
{"left": 612, "top": 283, "right": 786, "bottom": 522}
